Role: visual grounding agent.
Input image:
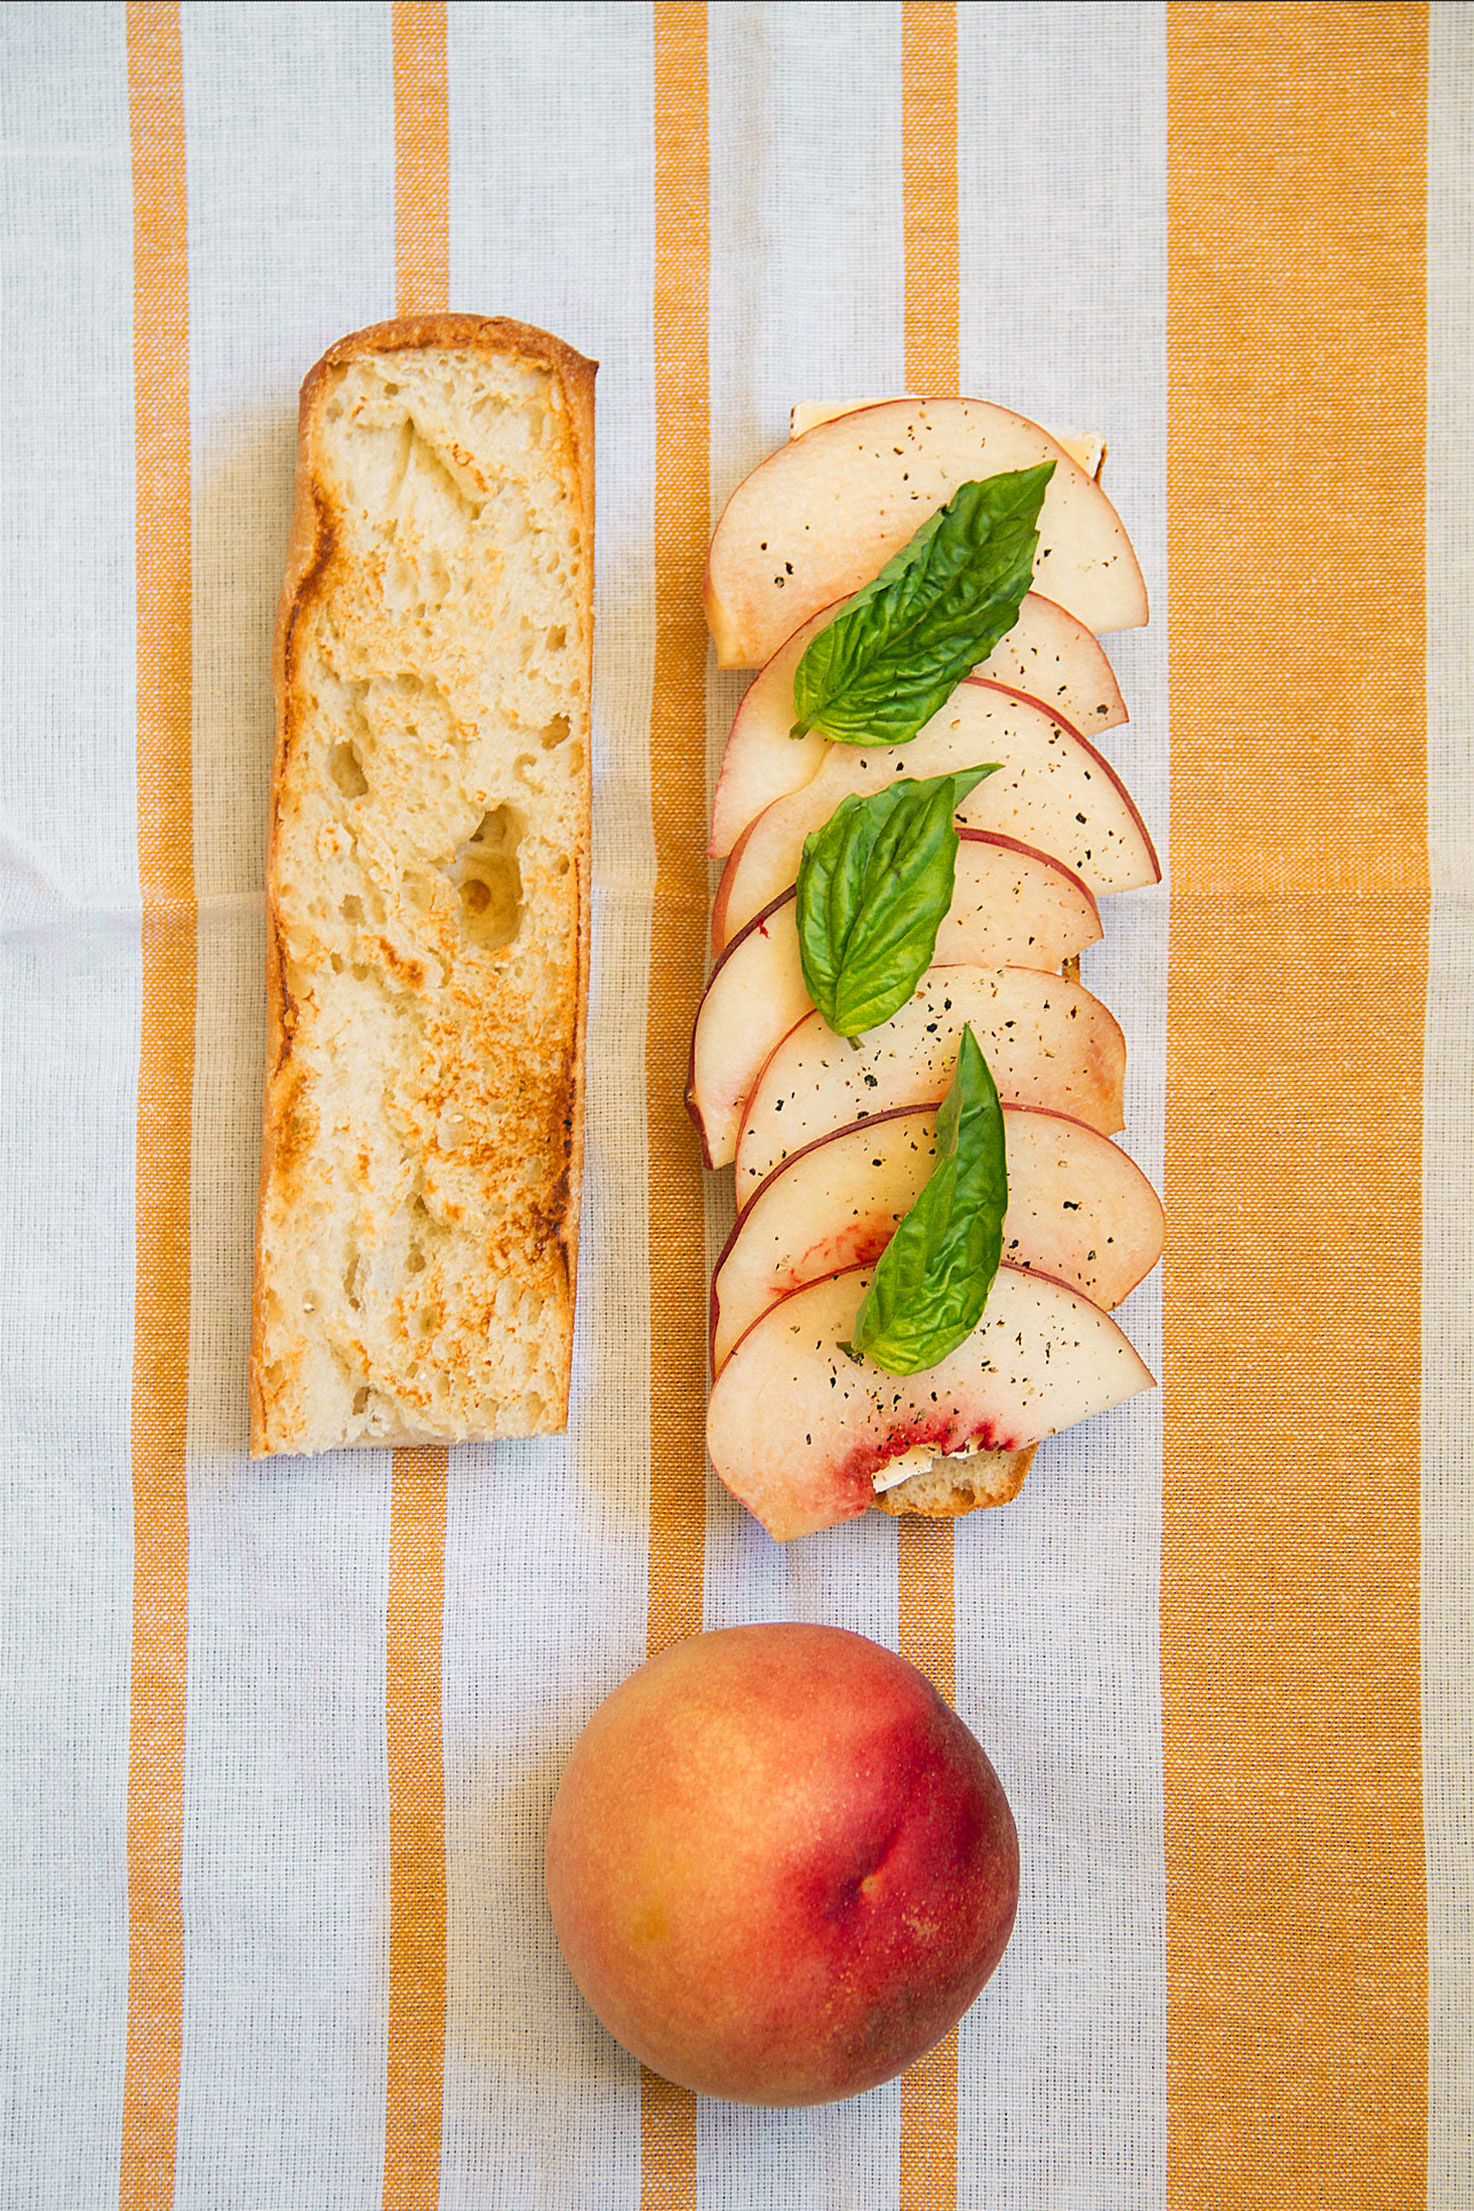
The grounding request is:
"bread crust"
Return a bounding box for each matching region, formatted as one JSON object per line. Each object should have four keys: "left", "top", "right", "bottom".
{"left": 872, "top": 1446, "right": 1037, "bottom": 1518}
{"left": 251, "top": 316, "right": 596, "bottom": 1455}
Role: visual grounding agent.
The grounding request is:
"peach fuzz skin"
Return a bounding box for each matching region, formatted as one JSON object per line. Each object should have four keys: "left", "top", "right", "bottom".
{"left": 545, "top": 1624, "right": 1019, "bottom": 2107}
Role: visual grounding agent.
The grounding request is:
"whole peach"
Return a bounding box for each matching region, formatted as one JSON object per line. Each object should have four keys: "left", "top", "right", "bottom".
{"left": 545, "top": 1623, "right": 1018, "bottom": 2106}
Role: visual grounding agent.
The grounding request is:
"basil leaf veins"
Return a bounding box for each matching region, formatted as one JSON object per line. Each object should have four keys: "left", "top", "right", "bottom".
{"left": 790, "top": 464, "right": 1054, "bottom": 747}
{"left": 844, "top": 1026, "right": 1008, "bottom": 1376}
{"left": 796, "top": 767, "right": 996, "bottom": 1038}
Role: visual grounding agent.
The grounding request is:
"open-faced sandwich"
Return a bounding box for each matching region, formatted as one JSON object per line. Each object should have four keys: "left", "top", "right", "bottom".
{"left": 690, "top": 400, "right": 1164, "bottom": 1539}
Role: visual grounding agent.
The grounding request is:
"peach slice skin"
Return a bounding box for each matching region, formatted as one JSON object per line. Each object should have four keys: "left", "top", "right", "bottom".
{"left": 709, "top": 591, "right": 1128, "bottom": 858}
{"left": 688, "top": 834, "right": 1103, "bottom": 1170}
{"left": 711, "top": 684, "right": 1159, "bottom": 955}
{"left": 704, "top": 397, "right": 1149, "bottom": 667}
{"left": 733, "top": 963, "right": 1127, "bottom": 1202}
{"left": 710, "top": 1102, "right": 1165, "bottom": 1372}
{"left": 706, "top": 1262, "right": 1155, "bottom": 1542}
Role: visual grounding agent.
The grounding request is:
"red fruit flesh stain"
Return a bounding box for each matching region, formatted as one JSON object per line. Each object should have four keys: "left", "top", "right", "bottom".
{"left": 832, "top": 1412, "right": 1018, "bottom": 1494}
{"left": 782, "top": 1224, "right": 889, "bottom": 1292}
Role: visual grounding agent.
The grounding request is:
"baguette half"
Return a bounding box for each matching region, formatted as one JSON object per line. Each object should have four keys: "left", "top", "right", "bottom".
{"left": 251, "top": 316, "right": 595, "bottom": 1456}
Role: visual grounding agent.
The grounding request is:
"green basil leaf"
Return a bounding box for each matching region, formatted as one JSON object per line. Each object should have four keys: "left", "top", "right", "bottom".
{"left": 844, "top": 1027, "right": 1007, "bottom": 1375}
{"left": 790, "top": 464, "right": 1055, "bottom": 747}
{"left": 796, "top": 767, "right": 996, "bottom": 1037}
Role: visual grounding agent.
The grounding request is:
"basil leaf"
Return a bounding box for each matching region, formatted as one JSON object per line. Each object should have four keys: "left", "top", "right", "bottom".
{"left": 844, "top": 1027, "right": 1007, "bottom": 1375}
{"left": 790, "top": 464, "right": 1055, "bottom": 747}
{"left": 796, "top": 767, "right": 996, "bottom": 1037}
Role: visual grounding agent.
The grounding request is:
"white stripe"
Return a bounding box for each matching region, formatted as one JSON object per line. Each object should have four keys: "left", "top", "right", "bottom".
{"left": 954, "top": 6, "right": 1168, "bottom": 2203}
{"left": 1424, "top": 9, "right": 1474, "bottom": 2202}
{"left": 441, "top": 6, "right": 655, "bottom": 2204}
{"left": 0, "top": 10, "right": 137, "bottom": 2206}
{"left": 172, "top": 7, "right": 397, "bottom": 2205}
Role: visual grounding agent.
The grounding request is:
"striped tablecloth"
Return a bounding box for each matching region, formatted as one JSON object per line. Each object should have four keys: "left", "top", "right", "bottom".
{"left": 2, "top": 5, "right": 1469, "bottom": 2206}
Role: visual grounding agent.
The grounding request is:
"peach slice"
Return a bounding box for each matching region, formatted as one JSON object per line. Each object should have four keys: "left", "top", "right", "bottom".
{"left": 708, "top": 592, "right": 1128, "bottom": 858}
{"left": 688, "top": 834, "right": 1102, "bottom": 1169}
{"left": 710, "top": 686, "right": 1159, "bottom": 954}
{"left": 711, "top": 1104, "right": 1165, "bottom": 1371}
{"left": 788, "top": 401, "right": 1105, "bottom": 479}
{"left": 733, "top": 965, "right": 1127, "bottom": 1202}
{"left": 706, "top": 1262, "right": 1155, "bottom": 1541}
{"left": 705, "top": 398, "right": 1148, "bottom": 668}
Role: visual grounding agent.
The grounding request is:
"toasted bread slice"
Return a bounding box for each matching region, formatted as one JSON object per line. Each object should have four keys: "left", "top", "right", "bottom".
{"left": 872, "top": 1447, "right": 1037, "bottom": 1517}
{"left": 251, "top": 316, "right": 595, "bottom": 1455}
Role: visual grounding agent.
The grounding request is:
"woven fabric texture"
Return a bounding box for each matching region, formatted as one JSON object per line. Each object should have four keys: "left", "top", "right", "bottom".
{"left": 0, "top": 6, "right": 1467, "bottom": 2208}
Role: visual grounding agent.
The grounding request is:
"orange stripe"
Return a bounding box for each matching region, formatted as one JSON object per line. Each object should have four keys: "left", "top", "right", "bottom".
{"left": 902, "top": 0, "right": 960, "bottom": 401}
{"left": 393, "top": 0, "right": 450, "bottom": 318}
{"left": 121, "top": 10, "right": 192, "bottom": 2207}
{"left": 899, "top": 11, "right": 960, "bottom": 2206}
{"left": 641, "top": 4, "right": 709, "bottom": 2200}
{"left": 1165, "top": 8, "right": 1428, "bottom": 2205}
{"left": 898, "top": 1516, "right": 959, "bottom": 2211}
{"left": 385, "top": 10, "right": 449, "bottom": 2208}
{"left": 383, "top": 1453, "right": 448, "bottom": 2211}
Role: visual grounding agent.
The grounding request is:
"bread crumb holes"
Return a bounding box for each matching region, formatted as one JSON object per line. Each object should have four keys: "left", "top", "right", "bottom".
{"left": 329, "top": 741, "right": 369, "bottom": 798}
{"left": 451, "top": 806, "right": 522, "bottom": 952}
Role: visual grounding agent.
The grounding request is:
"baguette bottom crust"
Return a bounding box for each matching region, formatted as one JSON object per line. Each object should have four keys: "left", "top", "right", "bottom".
{"left": 872, "top": 1445, "right": 1036, "bottom": 1518}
